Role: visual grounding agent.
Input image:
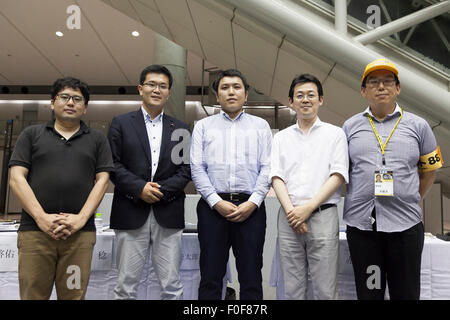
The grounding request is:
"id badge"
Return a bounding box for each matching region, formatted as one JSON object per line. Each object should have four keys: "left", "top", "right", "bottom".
{"left": 374, "top": 170, "right": 394, "bottom": 196}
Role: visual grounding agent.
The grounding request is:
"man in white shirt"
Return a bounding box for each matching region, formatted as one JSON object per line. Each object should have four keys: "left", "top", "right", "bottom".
{"left": 270, "top": 74, "right": 349, "bottom": 299}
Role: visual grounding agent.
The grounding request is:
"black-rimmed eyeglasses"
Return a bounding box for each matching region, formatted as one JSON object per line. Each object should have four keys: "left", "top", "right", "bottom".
{"left": 142, "top": 82, "right": 169, "bottom": 91}
{"left": 56, "top": 94, "right": 85, "bottom": 105}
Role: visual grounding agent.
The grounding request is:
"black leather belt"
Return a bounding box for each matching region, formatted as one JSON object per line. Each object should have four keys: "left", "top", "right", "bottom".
{"left": 312, "top": 203, "right": 336, "bottom": 214}
{"left": 218, "top": 193, "right": 250, "bottom": 202}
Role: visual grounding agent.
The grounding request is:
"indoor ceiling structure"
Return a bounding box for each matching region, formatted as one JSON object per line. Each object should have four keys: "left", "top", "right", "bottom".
{"left": 0, "top": 0, "right": 216, "bottom": 88}
{"left": 0, "top": 0, "right": 449, "bottom": 196}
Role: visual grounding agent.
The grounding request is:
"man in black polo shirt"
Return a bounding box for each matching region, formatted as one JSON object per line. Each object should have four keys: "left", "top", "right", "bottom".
{"left": 9, "top": 77, "right": 114, "bottom": 300}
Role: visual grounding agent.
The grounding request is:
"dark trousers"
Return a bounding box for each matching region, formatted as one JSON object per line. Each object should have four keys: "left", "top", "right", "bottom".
{"left": 346, "top": 222, "right": 424, "bottom": 300}
{"left": 197, "top": 198, "right": 266, "bottom": 300}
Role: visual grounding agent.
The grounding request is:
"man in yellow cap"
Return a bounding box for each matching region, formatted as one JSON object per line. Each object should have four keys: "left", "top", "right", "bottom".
{"left": 342, "top": 58, "right": 443, "bottom": 300}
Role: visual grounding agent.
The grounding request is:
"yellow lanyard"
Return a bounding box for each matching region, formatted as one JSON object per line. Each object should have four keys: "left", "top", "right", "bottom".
{"left": 368, "top": 107, "right": 403, "bottom": 166}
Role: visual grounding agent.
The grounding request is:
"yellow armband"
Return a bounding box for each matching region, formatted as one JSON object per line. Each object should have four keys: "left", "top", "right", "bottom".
{"left": 418, "top": 146, "right": 443, "bottom": 172}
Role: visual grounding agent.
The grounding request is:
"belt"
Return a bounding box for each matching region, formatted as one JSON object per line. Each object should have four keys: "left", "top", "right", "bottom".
{"left": 312, "top": 203, "right": 336, "bottom": 214}
{"left": 218, "top": 193, "right": 250, "bottom": 202}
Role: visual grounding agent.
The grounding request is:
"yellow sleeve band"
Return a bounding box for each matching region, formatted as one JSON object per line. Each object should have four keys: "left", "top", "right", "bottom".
{"left": 418, "top": 146, "right": 443, "bottom": 172}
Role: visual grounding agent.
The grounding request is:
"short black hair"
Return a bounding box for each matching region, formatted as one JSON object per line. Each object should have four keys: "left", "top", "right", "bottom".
{"left": 211, "top": 69, "right": 250, "bottom": 94}
{"left": 288, "top": 74, "right": 323, "bottom": 100}
{"left": 139, "top": 65, "right": 173, "bottom": 89}
{"left": 361, "top": 72, "right": 400, "bottom": 88}
{"left": 51, "top": 77, "right": 90, "bottom": 104}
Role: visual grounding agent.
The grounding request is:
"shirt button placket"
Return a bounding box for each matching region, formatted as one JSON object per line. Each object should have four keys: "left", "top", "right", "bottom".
{"left": 230, "top": 122, "right": 237, "bottom": 192}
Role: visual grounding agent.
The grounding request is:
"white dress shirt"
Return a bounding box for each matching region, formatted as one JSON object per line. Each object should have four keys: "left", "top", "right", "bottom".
{"left": 270, "top": 117, "right": 349, "bottom": 206}
{"left": 142, "top": 106, "right": 163, "bottom": 182}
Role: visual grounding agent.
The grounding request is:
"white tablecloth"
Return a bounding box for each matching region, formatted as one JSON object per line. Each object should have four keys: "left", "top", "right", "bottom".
{"left": 0, "top": 231, "right": 229, "bottom": 300}
{"left": 269, "top": 232, "right": 450, "bottom": 300}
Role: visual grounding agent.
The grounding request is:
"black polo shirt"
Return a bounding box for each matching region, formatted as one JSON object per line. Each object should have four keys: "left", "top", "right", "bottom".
{"left": 9, "top": 120, "right": 114, "bottom": 231}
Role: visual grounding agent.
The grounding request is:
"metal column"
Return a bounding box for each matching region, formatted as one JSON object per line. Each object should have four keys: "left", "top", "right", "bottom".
{"left": 334, "top": 0, "right": 347, "bottom": 36}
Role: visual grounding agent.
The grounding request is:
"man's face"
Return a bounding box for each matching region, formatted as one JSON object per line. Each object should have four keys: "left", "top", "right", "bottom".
{"left": 361, "top": 70, "right": 401, "bottom": 107}
{"left": 51, "top": 87, "right": 87, "bottom": 122}
{"left": 138, "top": 73, "right": 170, "bottom": 110}
{"left": 288, "top": 82, "right": 323, "bottom": 121}
{"left": 216, "top": 76, "right": 248, "bottom": 114}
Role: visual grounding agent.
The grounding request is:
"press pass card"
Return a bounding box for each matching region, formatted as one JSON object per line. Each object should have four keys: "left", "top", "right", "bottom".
{"left": 374, "top": 170, "right": 394, "bottom": 196}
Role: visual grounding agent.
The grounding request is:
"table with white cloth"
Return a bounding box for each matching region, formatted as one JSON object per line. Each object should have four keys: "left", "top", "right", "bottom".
{"left": 0, "top": 231, "right": 229, "bottom": 300}
{"left": 270, "top": 232, "right": 450, "bottom": 300}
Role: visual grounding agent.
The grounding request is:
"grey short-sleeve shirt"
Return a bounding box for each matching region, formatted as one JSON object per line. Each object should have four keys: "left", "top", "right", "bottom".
{"left": 9, "top": 120, "right": 114, "bottom": 231}
{"left": 342, "top": 105, "right": 438, "bottom": 232}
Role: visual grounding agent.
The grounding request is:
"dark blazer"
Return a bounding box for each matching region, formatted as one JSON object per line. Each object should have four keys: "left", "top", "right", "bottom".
{"left": 107, "top": 109, "right": 191, "bottom": 230}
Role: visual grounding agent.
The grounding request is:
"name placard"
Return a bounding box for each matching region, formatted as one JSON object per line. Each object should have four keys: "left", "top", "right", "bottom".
{"left": 0, "top": 233, "right": 19, "bottom": 272}
{"left": 91, "top": 232, "right": 114, "bottom": 271}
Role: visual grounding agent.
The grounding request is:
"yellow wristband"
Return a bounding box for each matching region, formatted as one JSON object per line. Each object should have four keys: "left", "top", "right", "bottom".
{"left": 418, "top": 146, "right": 443, "bottom": 172}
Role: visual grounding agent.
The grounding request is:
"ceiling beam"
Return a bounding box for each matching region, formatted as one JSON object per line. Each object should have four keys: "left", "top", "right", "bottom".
{"left": 354, "top": 1, "right": 450, "bottom": 45}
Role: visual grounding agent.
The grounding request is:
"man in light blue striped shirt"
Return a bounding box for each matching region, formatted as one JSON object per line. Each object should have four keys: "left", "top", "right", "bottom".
{"left": 190, "top": 69, "right": 272, "bottom": 300}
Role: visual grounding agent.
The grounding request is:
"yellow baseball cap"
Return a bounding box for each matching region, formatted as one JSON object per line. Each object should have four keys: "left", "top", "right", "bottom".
{"left": 362, "top": 58, "right": 399, "bottom": 83}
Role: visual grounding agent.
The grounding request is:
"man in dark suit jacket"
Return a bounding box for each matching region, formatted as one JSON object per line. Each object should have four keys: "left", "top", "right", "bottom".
{"left": 107, "top": 65, "right": 191, "bottom": 300}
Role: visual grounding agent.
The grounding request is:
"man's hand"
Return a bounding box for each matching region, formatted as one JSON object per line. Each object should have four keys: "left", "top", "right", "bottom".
{"left": 293, "top": 222, "right": 309, "bottom": 234}
{"left": 213, "top": 200, "right": 238, "bottom": 218}
{"left": 140, "top": 182, "right": 164, "bottom": 204}
{"left": 35, "top": 214, "right": 71, "bottom": 240}
{"left": 226, "top": 201, "right": 257, "bottom": 223}
{"left": 53, "top": 213, "right": 89, "bottom": 240}
{"left": 286, "top": 203, "right": 314, "bottom": 229}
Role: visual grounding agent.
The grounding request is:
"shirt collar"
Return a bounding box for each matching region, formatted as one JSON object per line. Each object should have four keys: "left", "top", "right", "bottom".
{"left": 220, "top": 109, "right": 245, "bottom": 121}
{"left": 142, "top": 106, "right": 164, "bottom": 123}
{"left": 79, "top": 120, "right": 89, "bottom": 133}
{"left": 363, "top": 103, "right": 402, "bottom": 120}
{"left": 46, "top": 119, "right": 89, "bottom": 133}
{"left": 294, "top": 117, "right": 323, "bottom": 133}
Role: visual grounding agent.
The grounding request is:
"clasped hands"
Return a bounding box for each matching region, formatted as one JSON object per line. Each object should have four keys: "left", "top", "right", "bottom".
{"left": 286, "top": 203, "right": 314, "bottom": 234}
{"left": 37, "top": 212, "right": 87, "bottom": 241}
{"left": 213, "top": 200, "right": 257, "bottom": 223}
{"left": 140, "top": 182, "right": 164, "bottom": 204}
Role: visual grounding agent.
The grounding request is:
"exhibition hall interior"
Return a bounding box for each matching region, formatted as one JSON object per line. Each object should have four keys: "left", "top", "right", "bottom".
{"left": 0, "top": 0, "right": 449, "bottom": 300}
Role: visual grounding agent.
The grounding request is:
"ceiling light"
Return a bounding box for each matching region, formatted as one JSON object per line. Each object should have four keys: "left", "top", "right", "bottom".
{"left": 56, "top": 31, "right": 64, "bottom": 37}
{"left": 131, "top": 31, "right": 140, "bottom": 37}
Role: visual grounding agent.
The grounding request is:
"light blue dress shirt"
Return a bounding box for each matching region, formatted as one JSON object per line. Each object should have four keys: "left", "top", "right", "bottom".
{"left": 190, "top": 110, "right": 272, "bottom": 208}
